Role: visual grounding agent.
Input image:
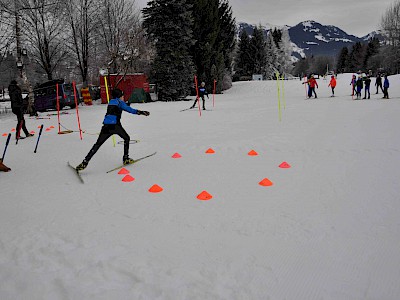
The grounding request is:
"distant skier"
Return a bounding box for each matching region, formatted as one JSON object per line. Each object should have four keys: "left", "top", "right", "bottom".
{"left": 355, "top": 75, "right": 363, "bottom": 99}
{"left": 363, "top": 75, "right": 371, "bottom": 99}
{"left": 328, "top": 75, "right": 336, "bottom": 97}
{"left": 303, "top": 75, "right": 318, "bottom": 98}
{"left": 190, "top": 82, "right": 209, "bottom": 110}
{"left": 75, "top": 89, "right": 150, "bottom": 171}
{"left": 375, "top": 74, "right": 384, "bottom": 94}
{"left": 383, "top": 75, "right": 389, "bottom": 99}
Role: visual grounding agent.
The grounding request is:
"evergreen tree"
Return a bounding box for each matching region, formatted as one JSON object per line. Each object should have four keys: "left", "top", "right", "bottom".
{"left": 336, "top": 47, "right": 349, "bottom": 73}
{"left": 347, "top": 42, "right": 366, "bottom": 72}
{"left": 272, "top": 28, "right": 282, "bottom": 48}
{"left": 188, "top": 0, "right": 235, "bottom": 92}
{"left": 189, "top": 0, "right": 219, "bottom": 84}
{"left": 250, "top": 26, "right": 266, "bottom": 75}
{"left": 235, "top": 30, "right": 252, "bottom": 77}
{"left": 363, "top": 37, "right": 380, "bottom": 69}
{"left": 143, "top": 0, "right": 195, "bottom": 101}
{"left": 215, "top": 0, "right": 236, "bottom": 91}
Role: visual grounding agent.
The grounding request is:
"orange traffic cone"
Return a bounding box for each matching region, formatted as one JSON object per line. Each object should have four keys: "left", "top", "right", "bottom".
{"left": 197, "top": 190, "right": 213, "bottom": 200}
{"left": 259, "top": 178, "right": 273, "bottom": 187}
{"left": 279, "top": 162, "right": 291, "bottom": 168}
{"left": 205, "top": 148, "right": 215, "bottom": 154}
{"left": 248, "top": 150, "right": 258, "bottom": 156}
{"left": 118, "top": 168, "right": 130, "bottom": 175}
{"left": 122, "top": 175, "right": 135, "bottom": 182}
{"left": 149, "top": 184, "right": 163, "bottom": 193}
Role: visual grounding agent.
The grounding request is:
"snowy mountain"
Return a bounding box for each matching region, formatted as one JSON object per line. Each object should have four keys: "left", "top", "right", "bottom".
{"left": 237, "top": 20, "right": 384, "bottom": 59}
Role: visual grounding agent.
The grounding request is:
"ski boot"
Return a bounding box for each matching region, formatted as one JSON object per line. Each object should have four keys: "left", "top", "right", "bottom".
{"left": 76, "top": 160, "right": 88, "bottom": 171}
{"left": 123, "top": 156, "right": 135, "bottom": 165}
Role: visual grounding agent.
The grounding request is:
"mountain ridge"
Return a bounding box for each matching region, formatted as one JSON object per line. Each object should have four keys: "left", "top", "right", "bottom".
{"left": 237, "top": 20, "right": 384, "bottom": 59}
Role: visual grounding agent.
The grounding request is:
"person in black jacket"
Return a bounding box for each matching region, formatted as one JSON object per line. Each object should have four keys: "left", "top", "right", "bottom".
{"left": 375, "top": 74, "right": 384, "bottom": 94}
{"left": 190, "top": 82, "right": 209, "bottom": 110}
{"left": 8, "top": 80, "right": 33, "bottom": 139}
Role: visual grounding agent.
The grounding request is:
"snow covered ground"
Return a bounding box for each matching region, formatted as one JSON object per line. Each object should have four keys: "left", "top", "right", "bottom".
{"left": 1, "top": 74, "right": 400, "bottom": 299}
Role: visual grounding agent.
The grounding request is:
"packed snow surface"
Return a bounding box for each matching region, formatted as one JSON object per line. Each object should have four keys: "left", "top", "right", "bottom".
{"left": 1, "top": 74, "right": 400, "bottom": 299}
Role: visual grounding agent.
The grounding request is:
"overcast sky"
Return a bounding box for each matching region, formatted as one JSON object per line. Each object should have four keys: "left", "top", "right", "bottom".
{"left": 135, "top": 0, "right": 395, "bottom": 37}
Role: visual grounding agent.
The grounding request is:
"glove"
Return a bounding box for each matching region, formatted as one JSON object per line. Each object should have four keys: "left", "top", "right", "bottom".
{"left": 137, "top": 110, "right": 150, "bottom": 116}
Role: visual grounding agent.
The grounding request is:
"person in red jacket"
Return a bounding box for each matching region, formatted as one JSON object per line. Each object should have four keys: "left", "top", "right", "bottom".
{"left": 328, "top": 75, "right": 337, "bottom": 97}
{"left": 303, "top": 75, "right": 318, "bottom": 98}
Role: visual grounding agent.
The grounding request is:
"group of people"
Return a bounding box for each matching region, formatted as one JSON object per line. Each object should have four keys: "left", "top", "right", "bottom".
{"left": 350, "top": 73, "right": 389, "bottom": 99}
{"left": 302, "top": 75, "right": 336, "bottom": 98}
{"left": 303, "top": 73, "right": 390, "bottom": 100}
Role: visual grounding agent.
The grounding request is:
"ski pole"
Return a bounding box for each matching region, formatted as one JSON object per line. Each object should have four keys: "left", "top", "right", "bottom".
{"left": 34, "top": 124, "right": 44, "bottom": 153}
{"left": 1, "top": 133, "right": 11, "bottom": 162}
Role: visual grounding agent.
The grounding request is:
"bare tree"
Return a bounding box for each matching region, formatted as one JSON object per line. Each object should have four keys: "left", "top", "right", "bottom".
{"left": 0, "top": 6, "right": 14, "bottom": 65}
{"left": 381, "top": 1, "right": 400, "bottom": 46}
{"left": 21, "top": 0, "right": 69, "bottom": 80}
{"left": 96, "top": 0, "right": 144, "bottom": 83}
{"left": 64, "top": 0, "right": 101, "bottom": 86}
{"left": 381, "top": 1, "right": 400, "bottom": 73}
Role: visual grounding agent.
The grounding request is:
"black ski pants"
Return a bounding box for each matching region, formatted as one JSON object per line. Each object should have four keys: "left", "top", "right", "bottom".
{"left": 85, "top": 123, "right": 130, "bottom": 162}
{"left": 12, "top": 107, "right": 29, "bottom": 138}
{"left": 191, "top": 96, "right": 205, "bottom": 109}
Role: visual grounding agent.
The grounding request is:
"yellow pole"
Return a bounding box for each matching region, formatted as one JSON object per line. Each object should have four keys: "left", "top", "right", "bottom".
{"left": 104, "top": 76, "right": 116, "bottom": 147}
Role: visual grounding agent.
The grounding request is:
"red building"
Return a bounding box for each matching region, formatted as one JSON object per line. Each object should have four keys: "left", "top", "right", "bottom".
{"left": 100, "top": 73, "right": 149, "bottom": 104}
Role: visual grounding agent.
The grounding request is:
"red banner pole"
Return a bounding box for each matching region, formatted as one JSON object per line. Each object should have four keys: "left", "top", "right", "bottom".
{"left": 56, "top": 83, "right": 61, "bottom": 134}
{"left": 72, "top": 81, "right": 83, "bottom": 140}
{"left": 194, "top": 75, "right": 201, "bottom": 117}
{"left": 213, "top": 79, "right": 216, "bottom": 107}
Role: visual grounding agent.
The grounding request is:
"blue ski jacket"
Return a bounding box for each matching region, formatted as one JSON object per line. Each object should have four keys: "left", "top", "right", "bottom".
{"left": 103, "top": 98, "right": 138, "bottom": 125}
{"left": 384, "top": 78, "right": 389, "bottom": 88}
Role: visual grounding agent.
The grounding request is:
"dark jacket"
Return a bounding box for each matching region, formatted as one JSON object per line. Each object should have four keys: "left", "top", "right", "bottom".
{"left": 364, "top": 77, "right": 371, "bottom": 87}
{"left": 8, "top": 82, "right": 23, "bottom": 110}
{"left": 356, "top": 78, "right": 363, "bottom": 89}
{"left": 198, "top": 86, "right": 208, "bottom": 98}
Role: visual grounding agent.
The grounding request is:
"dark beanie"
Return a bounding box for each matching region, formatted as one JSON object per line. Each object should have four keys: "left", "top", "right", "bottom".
{"left": 111, "top": 89, "right": 124, "bottom": 99}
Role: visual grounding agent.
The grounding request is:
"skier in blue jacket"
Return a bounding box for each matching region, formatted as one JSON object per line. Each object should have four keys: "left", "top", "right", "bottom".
{"left": 383, "top": 75, "right": 389, "bottom": 99}
{"left": 76, "top": 88, "right": 150, "bottom": 171}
